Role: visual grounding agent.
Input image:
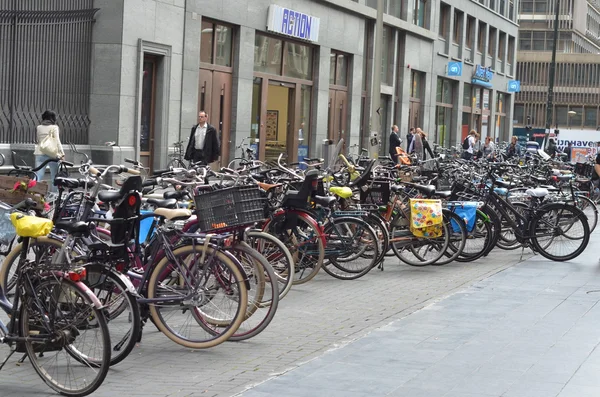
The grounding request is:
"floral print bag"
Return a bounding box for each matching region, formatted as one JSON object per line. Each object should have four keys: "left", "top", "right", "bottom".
{"left": 409, "top": 198, "right": 443, "bottom": 238}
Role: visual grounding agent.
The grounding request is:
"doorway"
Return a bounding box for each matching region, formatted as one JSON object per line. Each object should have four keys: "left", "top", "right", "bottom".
{"left": 265, "top": 81, "right": 295, "bottom": 162}
{"left": 328, "top": 90, "right": 348, "bottom": 146}
{"left": 140, "top": 56, "right": 157, "bottom": 170}
{"left": 198, "top": 69, "right": 232, "bottom": 166}
{"left": 409, "top": 100, "right": 420, "bottom": 130}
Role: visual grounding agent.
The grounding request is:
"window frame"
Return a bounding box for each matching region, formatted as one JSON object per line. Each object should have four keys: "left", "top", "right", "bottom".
{"left": 200, "top": 19, "right": 234, "bottom": 71}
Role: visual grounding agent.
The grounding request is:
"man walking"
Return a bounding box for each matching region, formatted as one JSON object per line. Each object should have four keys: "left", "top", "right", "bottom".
{"left": 184, "top": 110, "right": 220, "bottom": 165}
{"left": 406, "top": 127, "right": 415, "bottom": 152}
{"left": 389, "top": 125, "right": 401, "bottom": 162}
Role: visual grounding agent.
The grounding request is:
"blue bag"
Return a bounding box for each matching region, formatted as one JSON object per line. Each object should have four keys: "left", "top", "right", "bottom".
{"left": 448, "top": 202, "right": 478, "bottom": 232}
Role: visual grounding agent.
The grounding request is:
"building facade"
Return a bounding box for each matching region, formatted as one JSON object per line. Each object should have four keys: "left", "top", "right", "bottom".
{"left": 0, "top": 0, "right": 519, "bottom": 169}
{"left": 515, "top": 0, "right": 600, "bottom": 136}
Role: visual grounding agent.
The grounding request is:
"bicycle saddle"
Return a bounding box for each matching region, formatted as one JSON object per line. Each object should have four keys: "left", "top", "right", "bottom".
{"left": 146, "top": 198, "right": 177, "bottom": 209}
{"left": 54, "top": 221, "right": 92, "bottom": 236}
{"left": 402, "top": 182, "right": 436, "bottom": 197}
{"left": 153, "top": 207, "right": 192, "bottom": 221}
{"left": 98, "top": 190, "right": 122, "bottom": 203}
{"left": 163, "top": 190, "right": 190, "bottom": 200}
{"left": 313, "top": 195, "right": 336, "bottom": 208}
{"left": 526, "top": 187, "right": 549, "bottom": 198}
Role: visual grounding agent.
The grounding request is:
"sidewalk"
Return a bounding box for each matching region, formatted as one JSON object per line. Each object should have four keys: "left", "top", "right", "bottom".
{"left": 240, "top": 232, "right": 600, "bottom": 397}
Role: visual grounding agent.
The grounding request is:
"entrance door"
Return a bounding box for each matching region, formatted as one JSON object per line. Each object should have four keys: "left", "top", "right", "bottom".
{"left": 265, "top": 81, "right": 295, "bottom": 162}
{"left": 199, "top": 69, "right": 232, "bottom": 166}
{"left": 328, "top": 90, "right": 348, "bottom": 146}
{"left": 140, "top": 56, "right": 157, "bottom": 170}
{"left": 408, "top": 100, "right": 420, "bottom": 129}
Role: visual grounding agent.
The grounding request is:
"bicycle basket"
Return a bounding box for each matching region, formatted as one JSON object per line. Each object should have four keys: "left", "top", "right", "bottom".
{"left": 10, "top": 213, "right": 52, "bottom": 238}
{"left": 359, "top": 179, "right": 390, "bottom": 205}
{"left": 0, "top": 208, "right": 16, "bottom": 245}
{"left": 195, "top": 185, "right": 267, "bottom": 231}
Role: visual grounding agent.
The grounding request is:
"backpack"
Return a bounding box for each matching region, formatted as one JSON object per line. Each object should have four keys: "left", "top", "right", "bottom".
{"left": 462, "top": 136, "right": 470, "bottom": 150}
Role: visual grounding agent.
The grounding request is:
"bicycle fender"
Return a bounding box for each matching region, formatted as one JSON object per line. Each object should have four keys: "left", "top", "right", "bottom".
{"left": 111, "top": 269, "right": 141, "bottom": 298}
{"left": 263, "top": 209, "right": 326, "bottom": 247}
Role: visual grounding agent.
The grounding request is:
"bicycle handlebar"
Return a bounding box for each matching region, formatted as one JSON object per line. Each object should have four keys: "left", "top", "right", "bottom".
{"left": 31, "top": 158, "right": 74, "bottom": 172}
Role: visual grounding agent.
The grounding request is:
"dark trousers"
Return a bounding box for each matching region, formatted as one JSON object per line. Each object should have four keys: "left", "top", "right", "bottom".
{"left": 461, "top": 152, "right": 472, "bottom": 160}
{"left": 192, "top": 149, "right": 206, "bottom": 165}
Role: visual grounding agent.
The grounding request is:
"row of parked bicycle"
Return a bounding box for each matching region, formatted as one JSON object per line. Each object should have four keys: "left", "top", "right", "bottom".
{"left": 0, "top": 140, "right": 595, "bottom": 396}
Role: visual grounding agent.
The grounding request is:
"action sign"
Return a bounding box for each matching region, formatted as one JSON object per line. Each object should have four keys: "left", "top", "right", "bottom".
{"left": 267, "top": 5, "right": 320, "bottom": 42}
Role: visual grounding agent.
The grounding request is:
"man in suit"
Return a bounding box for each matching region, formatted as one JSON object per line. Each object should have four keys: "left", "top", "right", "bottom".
{"left": 389, "top": 125, "right": 401, "bottom": 162}
{"left": 184, "top": 110, "right": 220, "bottom": 165}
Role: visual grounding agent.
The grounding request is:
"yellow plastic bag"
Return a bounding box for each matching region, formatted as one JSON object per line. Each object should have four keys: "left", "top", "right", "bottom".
{"left": 10, "top": 213, "right": 53, "bottom": 238}
{"left": 409, "top": 198, "right": 443, "bottom": 238}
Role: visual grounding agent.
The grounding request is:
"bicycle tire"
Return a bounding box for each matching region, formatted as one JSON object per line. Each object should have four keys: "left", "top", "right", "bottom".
{"left": 84, "top": 264, "right": 141, "bottom": 366}
{"left": 147, "top": 244, "right": 248, "bottom": 349}
{"left": 321, "top": 217, "right": 379, "bottom": 280}
{"left": 437, "top": 210, "right": 467, "bottom": 266}
{"left": 455, "top": 211, "right": 493, "bottom": 262}
{"left": 390, "top": 215, "right": 451, "bottom": 266}
{"left": 530, "top": 203, "right": 590, "bottom": 262}
{"left": 245, "top": 230, "right": 295, "bottom": 300}
{"left": 167, "top": 158, "right": 187, "bottom": 169}
{"left": 227, "top": 242, "right": 279, "bottom": 341}
{"left": 572, "top": 194, "right": 598, "bottom": 233}
{"left": 263, "top": 211, "right": 325, "bottom": 285}
{"left": 21, "top": 278, "right": 111, "bottom": 397}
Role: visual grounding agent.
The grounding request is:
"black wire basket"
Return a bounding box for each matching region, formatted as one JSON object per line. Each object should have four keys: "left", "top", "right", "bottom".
{"left": 194, "top": 185, "right": 267, "bottom": 232}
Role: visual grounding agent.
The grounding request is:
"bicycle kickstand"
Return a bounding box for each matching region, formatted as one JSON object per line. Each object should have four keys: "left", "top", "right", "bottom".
{"left": 0, "top": 349, "right": 16, "bottom": 371}
{"left": 17, "top": 353, "right": 27, "bottom": 365}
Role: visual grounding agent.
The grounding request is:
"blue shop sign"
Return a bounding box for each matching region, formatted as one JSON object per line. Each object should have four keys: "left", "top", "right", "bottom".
{"left": 267, "top": 5, "right": 320, "bottom": 42}
{"left": 471, "top": 65, "right": 493, "bottom": 88}
{"left": 507, "top": 80, "right": 521, "bottom": 93}
{"left": 447, "top": 61, "right": 462, "bottom": 76}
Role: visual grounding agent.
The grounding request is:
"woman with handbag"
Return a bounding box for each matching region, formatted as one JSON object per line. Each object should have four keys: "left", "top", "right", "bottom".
{"left": 34, "top": 110, "right": 65, "bottom": 192}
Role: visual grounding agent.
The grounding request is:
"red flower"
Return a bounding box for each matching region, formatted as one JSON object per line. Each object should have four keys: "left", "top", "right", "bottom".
{"left": 27, "top": 180, "right": 37, "bottom": 189}
{"left": 12, "top": 182, "right": 20, "bottom": 191}
{"left": 43, "top": 202, "right": 51, "bottom": 212}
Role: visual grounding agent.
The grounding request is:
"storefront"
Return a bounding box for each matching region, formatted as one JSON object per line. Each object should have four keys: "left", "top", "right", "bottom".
{"left": 250, "top": 6, "right": 318, "bottom": 162}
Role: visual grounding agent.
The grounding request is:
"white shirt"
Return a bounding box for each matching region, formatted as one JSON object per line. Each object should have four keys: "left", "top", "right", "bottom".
{"left": 467, "top": 136, "right": 475, "bottom": 154}
{"left": 194, "top": 123, "right": 207, "bottom": 150}
{"left": 34, "top": 124, "right": 65, "bottom": 156}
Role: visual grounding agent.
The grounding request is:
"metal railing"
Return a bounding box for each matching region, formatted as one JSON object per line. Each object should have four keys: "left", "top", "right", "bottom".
{"left": 0, "top": 0, "right": 98, "bottom": 144}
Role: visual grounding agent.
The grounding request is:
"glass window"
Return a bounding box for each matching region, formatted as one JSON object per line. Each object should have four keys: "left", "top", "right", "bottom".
{"left": 411, "top": 71, "right": 423, "bottom": 98}
{"left": 508, "top": 36, "right": 515, "bottom": 63}
{"left": 453, "top": 10, "right": 463, "bottom": 44}
{"left": 300, "top": 85, "right": 312, "bottom": 148}
{"left": 284, "top": 42, "right": 313, "bottom": 80}
{"left": 496, "top": 93, "right": 505, "bottom": 112}
{"left": 389, "top": 0, "right": 402, "bottom": 18}
{"left": 519, "top": 31, "right": 531, "bottom": 51}
{"left": 436, "top": 78, "right": 442, "bottom": 103}
{"left": 250, "top": 77, "right": 262, "bottom": 143}
{"left": 413, "top": 0, "right": 426, "bottom": 27}
{"left": 555, "top": 105, "right": 568, "bottom": 127}
{"left": 381, "top": 27, "right": 392, "bottom": 84}
{"left": 498, "top": 33, "right": 505, "bottom": 60}
{"left": 201, "top": 21, "right": 233, "bottom": 67}
{"left": 585, "top": 107, "right": 597, "bottom": 127}
{"left": 569, "top": 106, "right": 583, "bottom": 128}
{"left": 499, "top": 0, "right": 506, "bottom": 15}
{"left": 521, "top": 0, "right": 534, "bottom": 12}
{"left": 474, "top": 88, "right": 481, "bottom": 109}
{"left": 439, "top": 3, "right": 450, "bottom": 40}
{"left": 514, "top": 103, "right": 524, "bottom": 124}
{"left": 214, "top": 25, "right": 232, "bottom": 66}
{"left": 254, "top": 34, "right": 282, "bottom": 75}
{"left": 463, "top": 83, "right": 472, "bottom": 107}
{"left": 336, "top": 54, "right": 348, "bottom": 86}
{"left": 436, "top": 78, "right": 453, "bottom": 104}
{"left": 329, "top": 54, "right": 336, "bottom": 85}
{"left": 488, "top": 28, "right": 496, "bottom": 57}
{"left": 534, "top": 0, "right": 547, "bottom": 12}
{"left": 466, "top": 16, "right": 475, "bottom": 49}
{"left": 532, "top": 31, "right": 545, "bottom": 51}
{"left": 478, "top": 22, "right": 486, "bottom": 53}
{"left": 436, "top": 106, "right": 452, "bottom": 147}
{"left": 490, "top": 0, "right": 496, "bottom": 12}
{"left": 509, "top": 0, "right": 515, "bottom": 19}
{"left": 200, "top": 21, "right": 213, "bottom": 64}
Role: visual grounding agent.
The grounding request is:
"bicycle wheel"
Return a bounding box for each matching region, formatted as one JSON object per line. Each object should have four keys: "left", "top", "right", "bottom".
{"left": 572, "top": 194, "right": 598, "bottom": 233}
{"left": 437, "top": 210, "right": 467, "bottom": 266}
{"left": 455, "top": 210, "right": 493, "bottom": 262}
{"left": 264, "top": 211, "right": 325, "bottom": 285}
{"left": 321, "top": 217, "right": 379, "bottom": 280}
{"left": 21, "top": 278, "right": 111, "bottom": 397}
{"left": 84, "top": 264, "right": 141, "bottom": 366}
{"left": 167, "top": 158, "right": 187, "bottom": 169}
{"left": 390, "top": 215, "right": 451, "bottom": 266}
{"left": 226, "top": 242, "right": 279, "bottom": 341}
{"left": 1, "top": 236, "right": 65, "bottom": 294}
{"left": 245, "top": 230, "right": 294, "bottom": 300}
{"left": 147, "top": 244, "right": 248, "bottom": 348}
{"left": 495, "top": 202, "right": 527, "bottom": 250}
{"left": 530, "top": 203, "right": 590, "bottom": 261}
{"left": 363, "top": 211, "right": 390, "bottom": 267}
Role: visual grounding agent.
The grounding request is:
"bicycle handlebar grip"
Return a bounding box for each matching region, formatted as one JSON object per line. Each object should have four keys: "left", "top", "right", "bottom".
{"left": 124, "top": 158, "right": 138, "bottom": 165}
{"left": 13, "top": 197, "right": 37, "bottom": 211}
{"left": 221, "top": 167, "right": 236, "bottom": 174}
{"left": 61, "top": 160, "right": 74, "bottom": 167}
{"left": 124, "top": 167, "right": 141, "bottom": 175}
{"left": 89, "top": 166, "right": 101, "bottom": 177}
{"left": 142, "top": 178, "right": 157, "bottom": 187}
{"left": 152, "top": 168, "right": 171, "bottom": 176}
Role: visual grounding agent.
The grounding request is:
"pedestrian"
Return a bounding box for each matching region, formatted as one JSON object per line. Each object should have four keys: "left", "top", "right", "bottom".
{"left": 417, "top": 129, "right": 435, "bottom": 160}
{"left": 473, "top": 133, "right": 483, "bottom": 159}
{"left": 406, "top": 127, "right": 415, "bottom": 152}
{"left": 34, "top": 109, "right": 65, "bottom": 192}
{"left": 505, "top": 136, "right": 523, "bottom": 158}
{"left": 545, "top": 138, "right": 558, "bottom": 158}
{"left": 461, "top": 130, "right": 477, "bottom": 160}
{"left": 565, "top": 141, "right": 572, "bottom": 162}
{"left": 410, "top": 128, "right": 424, "bottom": 161}
{"left": 591, "top": 144, "right": 600, "bottom": 195}
{"left": 184, "top": 110, "right": 220, "bottom": 166}
{"left": 389, "top": 125, "right": 402, "bottom": 162}
{"left": 482, "top": 136, "right": 495, "bottom": 160}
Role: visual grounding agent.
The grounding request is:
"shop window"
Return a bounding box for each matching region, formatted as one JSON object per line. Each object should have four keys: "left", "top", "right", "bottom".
{"left": 200, "top": 20, "right": 233, "bottom": 67}
{"left": 436, "top": 77, "right": 453, "bottom": 104}
{"left": 496, "top": 93, "right": 505, "bottom": 112}
{"left": 463, "top": 83, "right": 472, "bottom": 107}
{"left": 569, "top": 106, "right": 583, "bottom": 128}
{"left": 254, "top": 35, "right": 283, "bottom": 75}
{"left": 283, "top": 42, "right": 313, "bottom": 80}
{"left": 453, "top": 9, "right": 463, "bottom": 44}
{"left": 439, "top": 3, "right": 450, "bottom": 40}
